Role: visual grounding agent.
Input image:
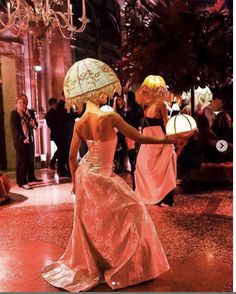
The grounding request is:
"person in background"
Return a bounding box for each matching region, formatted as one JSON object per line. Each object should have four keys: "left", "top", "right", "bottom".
{"left": 123, "top": 91, "right": 143, "bottom": 189}
{"left": 211, "top": 111, "right": 233, "bottom": 143}
{"left": 56, "top": 91, "right": 78, "bottom": 177}
{"left": 197, "top": 113, "right": 233, "bottom": 162}
{"left": 108, "top": 92, "right": 119, "bottom": 108}
{"left": 180, "top": 97, "right": 191, "bottom": 115}
{"left": 19, "top": 94, "right": 42, "bottom": 183}
{"left": 171, "top": 102, "right": 180, "bottom": 117}
{"left": 113, "top": 94, "right": 127, "bottom": 173}
{"left": 203, "top": 104, "right": 216, "bottom": 127}
{"left": 10, "top": 97, "right": 33, "bottom": 189}
{"left": 45, "top": 98, "right": 59, "bottom": 169}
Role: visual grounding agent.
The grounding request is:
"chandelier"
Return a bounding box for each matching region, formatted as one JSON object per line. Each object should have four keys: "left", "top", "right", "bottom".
{"left": 0, "top": 0, "right": 90, "bottom": 43}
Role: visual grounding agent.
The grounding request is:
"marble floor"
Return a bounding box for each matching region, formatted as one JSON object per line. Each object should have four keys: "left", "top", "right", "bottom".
{"left": 0, "top": 169, "right": 233, "bottom": 292}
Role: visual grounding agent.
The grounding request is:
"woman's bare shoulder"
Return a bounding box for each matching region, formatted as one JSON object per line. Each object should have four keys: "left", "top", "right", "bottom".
{"left": 161, "top": 101, "right": 168, "bottom": 108}
{"left": 99, "top": 110, "right": 118, "bottom": 121}
{"left": 158, "top": 101, "right": 167, "bottom": 113}
{"left": 74, "top": 117, "right": 85, "bottom": 130}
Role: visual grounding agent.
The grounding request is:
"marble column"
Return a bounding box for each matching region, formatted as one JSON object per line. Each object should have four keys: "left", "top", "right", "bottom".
{"left": 1, "top": 55, "right": 17, "bottom": 170}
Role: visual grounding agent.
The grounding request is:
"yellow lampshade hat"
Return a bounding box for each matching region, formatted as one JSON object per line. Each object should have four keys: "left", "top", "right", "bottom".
{"left": 166, "top": 114, "right": 197, "bottom": 135}
{"left": 143, "top": 75, "right": 166, "bottom": 89}
{"left": 136, "top": 75, "right": 166, "bottom": 105}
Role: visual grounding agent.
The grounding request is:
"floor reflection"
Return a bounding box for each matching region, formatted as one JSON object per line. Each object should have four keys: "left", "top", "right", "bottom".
{"left": 0, "top": 168, "right": 232, "bottom": 292}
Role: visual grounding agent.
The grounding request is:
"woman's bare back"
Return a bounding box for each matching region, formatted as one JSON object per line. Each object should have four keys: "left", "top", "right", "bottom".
{"left": 76, "top": 110, "right": 116, "bottom": 142}
{"left": 145, "top": 101, "right": 168, "bottom": 127}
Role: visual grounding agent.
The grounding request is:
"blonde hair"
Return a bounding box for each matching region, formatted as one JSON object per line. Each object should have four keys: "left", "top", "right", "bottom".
{"left": 135, "top": 75, "right": 167, "bottom": 106}
{"left": 65, "top": 92, "right": 110, "bottom": 113}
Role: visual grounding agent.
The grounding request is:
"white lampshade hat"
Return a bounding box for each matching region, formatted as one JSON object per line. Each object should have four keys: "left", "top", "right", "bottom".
{"left": 63, "top": 58, "right": 121, "bottom": 112}
{"left": 166, "top": 114, "right": 197, "bottom": 135}
{"left": 100, "top": 105, "right": 114, "bottom": 112}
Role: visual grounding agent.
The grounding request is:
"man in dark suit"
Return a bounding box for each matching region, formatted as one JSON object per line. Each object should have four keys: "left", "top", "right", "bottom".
{"left": 56, "top": 92, "right": 78, "bottom": 177}
{"left": 45, "top": 98, "right": 59, "bottom": 169}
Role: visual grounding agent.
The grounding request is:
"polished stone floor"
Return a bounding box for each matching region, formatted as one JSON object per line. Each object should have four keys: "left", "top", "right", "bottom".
{"left": 0, "top": 169, "right": 233, "bottom": 292}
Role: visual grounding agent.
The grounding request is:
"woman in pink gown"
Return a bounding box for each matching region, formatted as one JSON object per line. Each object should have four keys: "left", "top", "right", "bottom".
{"left": 135, "top": 75, "right": 176, "bottom": 206}
{"left": 41, "top": 94, "right": 183, "bottom": 291}
{"left": 135, "top": 89, "right": 177, "bottom": 206}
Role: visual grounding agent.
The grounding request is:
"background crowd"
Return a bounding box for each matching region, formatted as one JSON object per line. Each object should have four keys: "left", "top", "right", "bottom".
{"left": 8, "top": 86, "right": 233, "bottom": 194}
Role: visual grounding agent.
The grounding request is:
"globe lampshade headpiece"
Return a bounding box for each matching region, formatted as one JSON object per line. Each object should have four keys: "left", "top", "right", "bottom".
{"left": 63, "top": 58, "right": 122, "bottom": 112}
{"left": 136, "top": 75, "right": 166, "bottom": 105}
{"left": 166, "top": 114, "right": 198, "bottom": 135}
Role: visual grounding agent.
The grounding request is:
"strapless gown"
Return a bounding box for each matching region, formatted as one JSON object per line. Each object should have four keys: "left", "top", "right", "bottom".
{"left": 135, "top": 126, "right": 177, "bottom": 204}
{"left": 41, "top": 136, "right": 169, "bottom": 292}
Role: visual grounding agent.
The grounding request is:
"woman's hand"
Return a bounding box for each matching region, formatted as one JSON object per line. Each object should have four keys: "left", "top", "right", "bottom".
{"left": 166, "top": 130, "right": 198, "bottom": 156}
{"left": 23, "top": 138, "right": 30, "bottom": 144}
{"left": 30, "top": 119, "right": 36, "bottom": 129}
{"left": 166, "top": 130, "right": 197, "bottom": 142}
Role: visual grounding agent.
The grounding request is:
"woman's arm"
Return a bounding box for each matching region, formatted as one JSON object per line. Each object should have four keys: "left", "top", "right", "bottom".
{"left": 69, "top": 123, "right": 82, "bottom": 193}
{"left": 112, "top": 112, "right": 173, "bottom": 144}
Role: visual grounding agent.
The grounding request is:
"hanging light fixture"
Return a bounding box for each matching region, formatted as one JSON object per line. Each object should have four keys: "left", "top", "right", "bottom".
{"left": 0, "top": 0, "right": 90, "bottom": 43}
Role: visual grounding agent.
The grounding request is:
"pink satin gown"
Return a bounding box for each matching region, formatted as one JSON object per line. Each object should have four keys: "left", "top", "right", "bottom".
{"left": 41, "top": 136, "right": 169, "bottom": 291}
{"left": 135, "top": 108, "right": 177, "bottom": 204}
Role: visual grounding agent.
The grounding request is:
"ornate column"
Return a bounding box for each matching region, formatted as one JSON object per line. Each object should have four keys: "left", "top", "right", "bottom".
{"left": 0, "top": 40, "right": 24, "bottom": 170}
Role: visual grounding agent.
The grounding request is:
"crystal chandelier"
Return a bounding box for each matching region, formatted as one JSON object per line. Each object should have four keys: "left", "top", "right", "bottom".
{"left": 0, "top": 0, "right": 90, "bottom": 43}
